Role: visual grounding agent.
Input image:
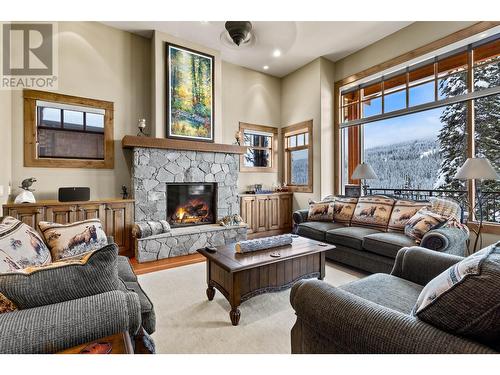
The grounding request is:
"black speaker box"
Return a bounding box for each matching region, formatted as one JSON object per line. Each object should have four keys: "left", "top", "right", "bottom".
{"left": 58, "top": 187, "right": 90, "bottom": 202}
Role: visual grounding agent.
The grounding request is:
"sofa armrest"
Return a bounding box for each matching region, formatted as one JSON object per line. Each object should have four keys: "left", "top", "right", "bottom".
{"left": 421, "top": 227, "right": 468, "bottom": 256}
{"left": 0, "top": 290, "right": 138, "bottom": 354}
{"left": 290, "top": 279, "right": 494, "bottom": 354}
{"left": 391, "top": 246, "right": 463, "bottom": 286}
{"left": 293, "top": 209, "right": 309, "bottom": 224}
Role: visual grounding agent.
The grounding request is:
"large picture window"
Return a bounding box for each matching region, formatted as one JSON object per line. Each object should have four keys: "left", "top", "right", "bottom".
{"left": 338, "top": 34, "right": 500, "bottom": 223}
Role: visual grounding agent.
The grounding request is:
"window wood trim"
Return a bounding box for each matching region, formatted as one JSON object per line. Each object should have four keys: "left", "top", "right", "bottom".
{"left": 239, "top": 122, "right": 278, "bottom": 173}
{"left": 24, "top": 89, "right": 114, "bottom": 169}
{"left": 282, "top": 120, "right": 313, "bottom": 193}
{"left": 333, "top": 22, "right": 500, "bottom": 195}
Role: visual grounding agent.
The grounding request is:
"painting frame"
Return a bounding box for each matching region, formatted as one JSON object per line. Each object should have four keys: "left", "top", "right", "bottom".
{"left": 166, "top": 42, "right": 215, "bottom": 143}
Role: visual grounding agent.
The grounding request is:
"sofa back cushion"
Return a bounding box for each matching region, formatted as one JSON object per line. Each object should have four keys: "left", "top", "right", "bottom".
{"left": 308, "top": 201, "right": 335, "bottom": 222}
{"left": 387, "top": 200, "right": 429, "bottom": 232}
{"left": 0, "top": 216, "right": 51, "bottom": 273}
{"left": 0, "top": 243, "right": 120, "bottom": 309}
{"left": 351, "top": 196, "right": 395, "bottom": 230}
{"left": 332, "top": 197, "right": 358, "bottom": 225}
{"left": 39, "top": 219, "right": 108, "bottom": 261}
{"left": 413, "top": 242, "right": 500, "bottom": 346}
{"left": 404, "top": 207, "right": 448, "bottom": 242}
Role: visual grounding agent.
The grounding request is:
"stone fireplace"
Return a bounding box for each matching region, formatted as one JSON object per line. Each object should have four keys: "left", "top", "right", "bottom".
{"left": 123, "top": 136, "right": 248, "bottom": 262}
{"left": 166, "top": 183, "right": 217, "bottom": 227}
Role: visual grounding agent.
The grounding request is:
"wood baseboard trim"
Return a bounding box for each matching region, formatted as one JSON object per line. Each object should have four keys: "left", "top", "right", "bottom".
{"left": 130, "top": 253, "right": 205, "bottom": 275}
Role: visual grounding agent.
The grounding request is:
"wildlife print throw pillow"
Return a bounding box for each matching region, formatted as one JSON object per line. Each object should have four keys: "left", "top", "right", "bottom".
{"left": 0, "top": 216, "right": 51, "bottom": 273}
{"left": 387, "top": 200, "right": 429, "bottom": 232}
{"left": 351, "top": 196, "right": 395, "bottom": 230}
{"left": 308, "top": 200, "right": 335, "bottom": 222}
{"left": 39, "top": 219, "right": 108, "bottom": 261}
{"left": 332, "top": 197, "right": 358, "bottom": 224}
{"left": 404, "top": 207, "right": 448, "bottom": 242}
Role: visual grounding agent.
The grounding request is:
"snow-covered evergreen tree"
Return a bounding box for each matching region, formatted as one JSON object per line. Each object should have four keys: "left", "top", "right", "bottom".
{"left": 435, "top": 57, "right": 499, "bottom": 193}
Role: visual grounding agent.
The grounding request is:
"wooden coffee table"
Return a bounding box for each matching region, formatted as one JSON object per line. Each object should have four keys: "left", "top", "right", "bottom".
{"left": 198, "top": 236, "right": 334, "bottom": 325}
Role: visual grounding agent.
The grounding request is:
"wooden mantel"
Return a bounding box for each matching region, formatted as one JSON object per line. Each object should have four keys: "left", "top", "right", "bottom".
{"left": 122, "top": 135, "right": 247, "bottom": 154}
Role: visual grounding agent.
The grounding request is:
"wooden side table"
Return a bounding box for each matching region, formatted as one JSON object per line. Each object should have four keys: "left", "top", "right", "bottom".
{"left": 57, "top": 332, "right": 134, "bottom": 354}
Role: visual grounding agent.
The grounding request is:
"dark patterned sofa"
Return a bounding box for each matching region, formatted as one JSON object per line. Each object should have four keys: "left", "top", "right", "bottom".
{"left": 293, "top": 196, "right": 468, "bottom": 273}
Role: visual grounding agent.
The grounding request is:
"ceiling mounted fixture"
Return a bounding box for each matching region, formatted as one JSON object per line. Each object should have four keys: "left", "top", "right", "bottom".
{"left": 263, "top": 65, "right": 269, "bottom": 70}
{"left": 223, "top": 21, "right": 253, "bottom": 47}
{"left": 272, "top": 49, "right": 281, "bottom": 57}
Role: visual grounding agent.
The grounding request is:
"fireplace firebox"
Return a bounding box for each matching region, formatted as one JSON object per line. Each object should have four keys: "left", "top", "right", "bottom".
{"left": 166, "top": 183, "right": 217, "bottom": 227}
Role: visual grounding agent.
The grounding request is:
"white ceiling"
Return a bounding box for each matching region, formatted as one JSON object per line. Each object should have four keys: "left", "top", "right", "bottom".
{"left": 103, "top": 21, "right": 413, "bottom": 77}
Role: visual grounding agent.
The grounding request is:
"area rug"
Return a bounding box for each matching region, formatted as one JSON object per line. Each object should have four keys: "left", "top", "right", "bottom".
{"left": 138, "top": 261, "right": 366, "bottom": 354}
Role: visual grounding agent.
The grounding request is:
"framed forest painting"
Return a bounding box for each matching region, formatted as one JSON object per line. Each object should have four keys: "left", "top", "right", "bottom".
{"left": 166, "top": 43, "right": 214, "bottom": 142}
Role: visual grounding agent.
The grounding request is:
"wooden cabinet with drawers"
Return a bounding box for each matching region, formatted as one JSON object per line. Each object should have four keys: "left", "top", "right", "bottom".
{"left": 2, "top": 199, "right": 134, "bottom": 257}
{"left": 239, "top": 192, "right": 293, "bottom": 239}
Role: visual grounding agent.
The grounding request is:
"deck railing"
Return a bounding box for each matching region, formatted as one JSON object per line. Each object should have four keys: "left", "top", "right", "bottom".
{"left": 366, "top": 187, "right": 500, "bottom": 223}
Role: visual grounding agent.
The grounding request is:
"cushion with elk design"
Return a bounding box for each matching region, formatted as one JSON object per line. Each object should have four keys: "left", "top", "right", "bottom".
{"left": 39, "top": 219, "right": 108, "bottom": 261}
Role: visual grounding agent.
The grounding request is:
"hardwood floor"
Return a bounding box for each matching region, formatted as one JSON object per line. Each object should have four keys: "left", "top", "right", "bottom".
{"left": 130, "top": 253, "right": 205, "bottom": 275}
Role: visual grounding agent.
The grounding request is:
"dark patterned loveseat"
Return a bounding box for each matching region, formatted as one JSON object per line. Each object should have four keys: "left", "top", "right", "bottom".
{"left": 293, "top": 195, "right": 468, "bottom": 273}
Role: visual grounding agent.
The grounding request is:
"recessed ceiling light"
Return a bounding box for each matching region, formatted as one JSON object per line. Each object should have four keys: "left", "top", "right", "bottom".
{"left": 272, "top": 49, "right": 281, "bottom": 58}
{"left": 263, "top": 65, "right": 269, "bottom": 70}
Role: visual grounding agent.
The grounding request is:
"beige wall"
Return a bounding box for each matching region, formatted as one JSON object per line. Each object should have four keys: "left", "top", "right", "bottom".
{"left": 9, "top": 22, "right": 151, "bottom": 201}
{"left": 281, "top": 59, "right": 322, "bottom": 210}
{"left": 334, "top": 21, "right": 477, "bottom": 81}
{"left": 0, "top": 90, "right": 12, "bottom": 214}
{"left": 221, "top": 61, "right": 281, "bottom": 192}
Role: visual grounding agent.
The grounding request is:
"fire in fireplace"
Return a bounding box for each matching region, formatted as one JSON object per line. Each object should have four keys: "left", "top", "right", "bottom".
{"left": 166, "top": 183, "right": 217, "bottom": 227}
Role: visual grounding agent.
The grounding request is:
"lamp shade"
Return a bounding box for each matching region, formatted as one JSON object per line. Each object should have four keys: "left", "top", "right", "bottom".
{"left": 454, "top": 157, "right": 499, "bottom": 180}
{"left": 351, "top": 163, "right": 378, "bottom": 180}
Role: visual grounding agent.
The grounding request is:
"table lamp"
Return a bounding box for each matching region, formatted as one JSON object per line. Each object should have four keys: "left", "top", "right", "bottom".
{"left": 351, "top": 163, "right": 378, "bottom": 196}
{"left": 454, "top": 157, "right": 499, "bottom": 252}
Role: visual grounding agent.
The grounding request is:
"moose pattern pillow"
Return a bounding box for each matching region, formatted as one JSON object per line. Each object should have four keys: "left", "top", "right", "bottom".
{"left": 404, "top": 208, "right": 448, "bottom": 242}
{"left": 308, "top": 201, "right": 335, "bottom": 222}
{"left": 0, "top": 216, "right": 51, "bottom": 273}
{"left": 387, "top": 200, "right": 429, "bottom": 232}
{"left": 39, "top": 219, "right": 108, "bottom": 261}
{"left": 351, "top": 196, "right": 395, "bottom": 230}
{"left": 332, "top": 197, "right": 358, "bottom": 225}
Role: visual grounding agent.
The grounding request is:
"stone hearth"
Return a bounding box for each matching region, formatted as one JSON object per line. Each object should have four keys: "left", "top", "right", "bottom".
{"left": 136, "top": 224, "right": 247, "bottom": 262}
{"left": 127, "top": 139, "right": 248, "bottom": 262}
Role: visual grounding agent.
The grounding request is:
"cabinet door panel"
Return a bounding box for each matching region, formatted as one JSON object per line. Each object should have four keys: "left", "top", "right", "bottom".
{"left": 77, "top": 203, "right": 105, "bottom": 222}
{"left": 267, "top": 195, "right": 280, "bottom": 230}
{"left": 279, "top": 195, "right": 293, "bottom": 230}
{"left": 255, "top": 196, "right": 268, "bottom": 232}
{"left": 46, "top": 205, "right": 77, "bottom": 224}
{"left": 240, "top": 197, "right": 255, "bottom": 234}
{"left": 7, "top": 207, "right": 44, "bottom": 232}
{"left": 105, "top": 202, "right": 133, "bottom": 256}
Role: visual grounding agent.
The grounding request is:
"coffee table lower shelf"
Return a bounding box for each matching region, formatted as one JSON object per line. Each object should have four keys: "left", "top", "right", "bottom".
{"left": 199, "top": 238, "right": 331, "bottom": 326}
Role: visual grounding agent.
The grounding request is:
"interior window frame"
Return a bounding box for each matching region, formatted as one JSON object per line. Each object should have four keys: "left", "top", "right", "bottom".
{"left": 24, "top": 89, "right": 114, "bottom": 169}
{"left": 282, "top": 120, "right": 313, "bottom": 193}
{"left": 239, "top": 122, "right": 278, "bottom": 173}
